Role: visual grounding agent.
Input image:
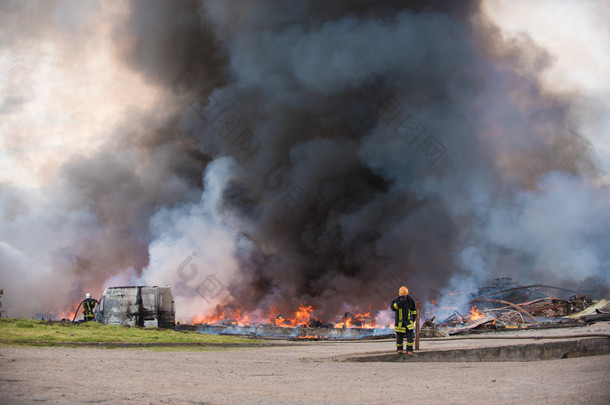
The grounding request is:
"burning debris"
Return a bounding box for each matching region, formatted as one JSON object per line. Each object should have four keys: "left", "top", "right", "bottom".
{"left": 50, "top": 277, "right": 606, "bottom": 344}
{"left": 289, "top": 335, "right": 329, "bottom": 341}
{"left": 60, "top": 311, "right": 76, "bottom": 322}
{"left": 568, "top": 299, "right": 610, "bottom": 323}
{"left": 189, "top": 303, "right": 381, "bottom": 330}
{"left": 334, "top": 312, "right": 377, "bottom": 329}
{"left": 183, "top": 303, "right": 392, "bottom": 339}
{"left": 192, "top": 303, "right": 316, "bottom": 328}
{"left": 169, "top": 278, "right": 609, "bottom": 341}
{"left": 1, "top": 0, "right": 609, "bottom": 332}
{"left": 421, "top": 280, "right": 606, "bottom": 336}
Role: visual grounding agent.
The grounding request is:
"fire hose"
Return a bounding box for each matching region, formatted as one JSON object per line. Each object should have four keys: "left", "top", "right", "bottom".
{"left": 71, "top": 301, "right": 84, "bottom": 323}
{"left": 71, "top": 299, "right": 97, "bottom": 323}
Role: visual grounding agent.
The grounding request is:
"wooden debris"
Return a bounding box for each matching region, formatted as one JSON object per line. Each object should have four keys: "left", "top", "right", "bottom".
{"left": 446, "top": 315, "right": 497, "bottom": 335}
{"left": 470, "top": 298, "right": 538, "bottom": 323}
{"left": 582, "top": 310, "right": 610, "bottom": 323}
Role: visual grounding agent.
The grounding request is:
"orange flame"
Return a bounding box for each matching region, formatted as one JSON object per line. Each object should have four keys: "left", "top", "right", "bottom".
{"left": 274, "top": 315, "right": 287, "bottom": 327}
{"left": 292, "top": 304, "right": 313, "bottom": 326}
{"left": 61, "top": 311, "right": 76, "bottom": 320}
{"left": 292, "top": 334, "right": 328, "bottom": 340}
{"left": 192, "top": 303, "right": 316, "bottom": 327}
{"left": 191, "top": 304, "right": 381, "bottom": 329}
{"left": 333, "top": 312, "right": 375, "bottom": 329}
{"left": 469, "top": 306, "right": 485, "bottom": 321}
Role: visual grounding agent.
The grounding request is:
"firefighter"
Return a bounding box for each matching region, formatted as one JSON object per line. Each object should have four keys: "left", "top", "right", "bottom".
{"left": 391, "top": 286, "right": 416, "bottom": 355}
{"left": 82, "top": 293, "right": 98, "bottom": 322}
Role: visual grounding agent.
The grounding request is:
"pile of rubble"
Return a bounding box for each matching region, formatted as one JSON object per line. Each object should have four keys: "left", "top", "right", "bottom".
{"left": 422, "top": 281, "right": 610, "bottom": 336}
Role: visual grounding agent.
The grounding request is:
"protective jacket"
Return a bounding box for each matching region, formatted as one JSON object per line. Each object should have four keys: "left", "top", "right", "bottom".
{"left": 83, "top": 298, "right": 97, "bottom": 321}
{"left": 391, "top": 295, "right": 416, "bottom": 333}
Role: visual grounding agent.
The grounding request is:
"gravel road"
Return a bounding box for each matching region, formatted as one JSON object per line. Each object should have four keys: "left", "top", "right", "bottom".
{"left": 1, "top": 323, "right": 609, "bottom": 404}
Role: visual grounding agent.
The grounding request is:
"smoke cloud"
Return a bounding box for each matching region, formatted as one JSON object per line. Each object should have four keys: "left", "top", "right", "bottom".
{"left": 0, "top": 0, "right": 608, "bottom": 321}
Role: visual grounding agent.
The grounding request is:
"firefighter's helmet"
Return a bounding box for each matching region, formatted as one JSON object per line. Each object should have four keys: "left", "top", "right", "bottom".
{"left": 399, "top": 286, "right": 409, "bottom": 296}
{"left": 86, "top": 293, "right": 91, "bottom": 299}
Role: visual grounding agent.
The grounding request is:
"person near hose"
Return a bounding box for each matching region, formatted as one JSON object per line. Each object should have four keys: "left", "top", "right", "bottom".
{"left": 82, "top": 293, "right": 97, "bottom": 322}
{"left": 391, "top": 286, "right": 416, "bottom": 355}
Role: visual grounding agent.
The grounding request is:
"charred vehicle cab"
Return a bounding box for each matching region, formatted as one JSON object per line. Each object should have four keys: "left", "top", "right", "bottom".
{"left": 94, "top": 286, "right": 175, "bottom": 328}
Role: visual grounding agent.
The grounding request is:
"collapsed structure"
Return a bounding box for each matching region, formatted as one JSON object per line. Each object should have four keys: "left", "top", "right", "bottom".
{"left": 171, "top": 279, "right": 609, "bottom": 341}
{"left": 422, "top": 279, "right": 610, "bottom": 336}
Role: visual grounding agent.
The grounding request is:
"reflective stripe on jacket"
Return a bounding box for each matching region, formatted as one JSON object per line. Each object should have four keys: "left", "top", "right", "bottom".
{"left": 390, "top": 295, "right": 416, "bottom": 333}
{"left": 83, "top": 298, "right": 97, "bottom": 318}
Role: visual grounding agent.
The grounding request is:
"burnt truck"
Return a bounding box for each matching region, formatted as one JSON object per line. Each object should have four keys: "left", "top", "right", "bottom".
{"left": 94, "top": 286, "right": 175, "bottom": 328}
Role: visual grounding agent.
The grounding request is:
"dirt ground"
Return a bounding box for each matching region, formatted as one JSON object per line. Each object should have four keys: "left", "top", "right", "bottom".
{"left": 1, "top": 323, "right": 609, "bottom": 405}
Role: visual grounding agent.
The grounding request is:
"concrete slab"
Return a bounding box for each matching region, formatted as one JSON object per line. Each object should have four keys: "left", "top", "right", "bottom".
{"left": 334, "top": 321, "right": 610, "bottom": 362}
{"left": 338, "top": 336, "right": 610, "bottom": 362}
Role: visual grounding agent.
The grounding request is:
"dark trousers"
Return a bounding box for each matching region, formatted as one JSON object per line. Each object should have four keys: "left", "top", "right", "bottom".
{"left": 396, "top": 329, "right": 414, "bottom": 352}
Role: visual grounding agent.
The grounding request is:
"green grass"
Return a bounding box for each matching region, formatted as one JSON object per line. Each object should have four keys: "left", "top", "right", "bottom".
{"left": 0, "top": 318, "right": 262, "bottom": 348}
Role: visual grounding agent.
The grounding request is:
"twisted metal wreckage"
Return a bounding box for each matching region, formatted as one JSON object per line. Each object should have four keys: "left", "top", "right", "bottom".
{"left": 424, "top": 281, "right": 610, "bottom": 336}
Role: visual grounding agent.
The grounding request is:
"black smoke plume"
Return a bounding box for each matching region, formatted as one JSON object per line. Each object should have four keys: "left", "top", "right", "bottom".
{"left": 0, "top": 0, "right": 607, "bottom": 321}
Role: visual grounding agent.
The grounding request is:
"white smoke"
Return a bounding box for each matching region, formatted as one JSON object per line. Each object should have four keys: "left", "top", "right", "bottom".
{"left": 139, "top": 158, "right": 244, "bottom": 321}
{"left": 485, "top": 172, "right": 610, "bottom": 284}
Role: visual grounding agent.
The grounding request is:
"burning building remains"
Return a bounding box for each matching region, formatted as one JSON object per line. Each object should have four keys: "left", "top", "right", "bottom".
{"left": 176, "top": 278, "right": 608, "bottom": 340}
{"left": 421, "top": 278, "right": 609, "bottom": 336}
{"left": 0, "top": 1, "right": 609, "bottom": 329}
